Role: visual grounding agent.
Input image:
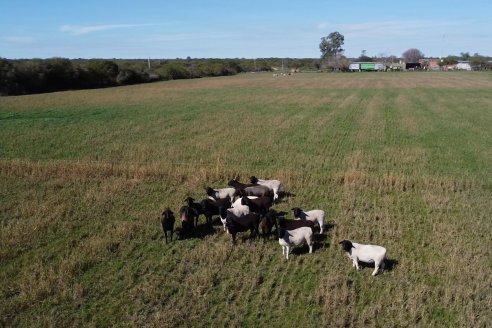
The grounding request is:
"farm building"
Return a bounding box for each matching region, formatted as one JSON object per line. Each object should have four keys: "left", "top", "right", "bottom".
{"left": 426, "top": 59, "right": 441, "bottom": 71}
{"left": 387, "top": 63, "right": 404, "bottom": 71}
{"left": 456, "top": 61, "right": 472, "bottom": 71}
{"left": 349, "top": 62, "right": 385, "bottom": 72}
{"left": 405, "top": 62, "right": 422, "bottom": 70}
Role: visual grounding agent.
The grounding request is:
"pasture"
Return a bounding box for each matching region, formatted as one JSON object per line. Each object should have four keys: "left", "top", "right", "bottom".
{"left": 1, "top": 72, "right": 491, "bottom": 327}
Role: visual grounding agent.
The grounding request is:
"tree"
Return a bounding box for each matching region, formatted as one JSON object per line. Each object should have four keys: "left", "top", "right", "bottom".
{"left": 319, "top": 32, "right": 344, "bottom": 59}
{"left": 358, "top": 50, "right": 372, "bottom": 62}
{"left": 460, "top": 52, "right": 470, "bottom": 60}
{"left": 439, "top": 55, "right": 459, "bottom": 66}
{"left": 402, "top": 48, "right": 424, "bottom": 63}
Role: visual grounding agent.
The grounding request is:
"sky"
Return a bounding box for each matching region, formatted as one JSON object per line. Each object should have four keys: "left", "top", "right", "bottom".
{"left": 1, "top": 0, "right": 491, "bottom": 59}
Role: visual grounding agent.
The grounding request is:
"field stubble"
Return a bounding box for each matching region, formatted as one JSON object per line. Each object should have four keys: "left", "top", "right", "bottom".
{"left": 1, "top": 72, "right": 491, "bottom": 327}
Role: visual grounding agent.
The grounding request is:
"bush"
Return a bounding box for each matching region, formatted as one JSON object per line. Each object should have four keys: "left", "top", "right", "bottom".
{"left": 156, "top": 63, "right": 191, "bottom": 80}
{"left": 116, "top": 69, "right": 147, "bottom": 85}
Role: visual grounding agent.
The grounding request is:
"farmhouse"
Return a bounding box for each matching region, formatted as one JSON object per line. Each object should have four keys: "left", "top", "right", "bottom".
{"left": 426, "top": 59, "right": 441, "bottom": 71}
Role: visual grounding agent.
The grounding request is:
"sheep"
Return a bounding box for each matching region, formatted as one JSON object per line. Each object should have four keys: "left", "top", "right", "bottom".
{"left": 160, "top": 208, "right": 175, "bottom": 243}
{"left": 200, "top": 197, "right": 232, "bottom": 226}
{"left": 277, "top": 215, "right": 315, "bottom": 231}
{"left": 277, "top": 217, "right": 314, "bottom": 259}
{"left": 231, "top": 195, "right": 257, "bottom": 208}
{"left": 339, "top": 240, "right": 387, "bottom": 276}
{"left": 240, "top": 195, "right": 273, "bottom": 215}
{"left": 184, "top": 197, "right": 204, "bottom": 225}
{"left": 218, "top": 204, "right": 249, "bottom": 232}
{"left": 291, "top": 207, "right": 325, "bottom": 234}
{"left": 259, "top": 209, "right": 279, "bottom": 240}
{"left": 206, "top": 187, "right": 236, "bottom": 202}
{"left": 178, "top": 206, "right": 197, "bottom": 239}
{"left": 250, "top": 176, "right": 281, "bottom": 201}
{"left": 228, "top": 178, "right": 273, "bottom": 198}
{"left": 222, "top": 209, "right": 261, "bottom": 244}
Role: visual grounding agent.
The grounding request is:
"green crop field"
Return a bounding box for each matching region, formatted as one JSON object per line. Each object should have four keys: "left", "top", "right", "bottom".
{"left": 1, "top": 72, "right": 491, "bottom": 327}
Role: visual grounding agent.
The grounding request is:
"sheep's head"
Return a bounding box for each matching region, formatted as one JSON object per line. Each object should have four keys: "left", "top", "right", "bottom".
{"left": 291, "top": 207, "right": 302, "bottom": 218}
{"left": 205, "top": 187, "right": 214, "bottom": 197}
{"left": 276, "top": 216, "right": 286, "bottom": 238}
{"left": 240, "top": 196, "right": 249, "bottom": 206}
{"left": 185, "top": 197, "right": 194, "bottom": 205}
{"left": 339, "top": 240, "right": 354, "bottom": 254}
{"left": 265, "top": 209, "right": 277, "bottom": 223}
{"left": 162, "top": 208, "right": 174, "bottom": 220}
{"left": 161, "top": 208, "right": 175, "bottom": 229}
{"left": 250, "top": 176, "right": 258, "bottom": 184}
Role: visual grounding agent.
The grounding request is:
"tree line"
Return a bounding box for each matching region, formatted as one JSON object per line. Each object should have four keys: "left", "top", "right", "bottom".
{"left": 2, "top": 48, "right": 491, "bottom": 96}
{"left": 0, "top": 57, "right": 321, "bottom": 96}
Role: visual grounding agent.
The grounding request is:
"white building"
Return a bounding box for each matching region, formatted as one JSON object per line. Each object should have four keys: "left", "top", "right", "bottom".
{"left": 456, "top": 61, "right": 472, "bottom": 71}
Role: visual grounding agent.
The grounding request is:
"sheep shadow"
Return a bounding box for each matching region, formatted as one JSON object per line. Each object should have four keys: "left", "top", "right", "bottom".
{"left": 357, "top": 258, "right": 399, "bottom": 273}
{"left": 313, "top": 222, "right": 335, "bottom": 248}
{"left": 275, "top": 191, "right": 296, "bottom": 204}
{"left": 178, "top": 221, "right": 218, "bottom": 240}
{"left": 290, "top": 244, "right": 315, "bottom": 256}
{"left": 314, "top": 234, "right": 329, "bottom": 250}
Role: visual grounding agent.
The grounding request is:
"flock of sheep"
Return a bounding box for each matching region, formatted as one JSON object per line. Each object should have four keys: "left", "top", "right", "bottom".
{"left": 160, "top": 176, "right": 388, "bottom": 276}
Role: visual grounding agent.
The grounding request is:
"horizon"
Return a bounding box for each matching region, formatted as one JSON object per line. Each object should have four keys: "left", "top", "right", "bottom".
{"left": 1, "top": 0, "right": 491, "bottom": 59}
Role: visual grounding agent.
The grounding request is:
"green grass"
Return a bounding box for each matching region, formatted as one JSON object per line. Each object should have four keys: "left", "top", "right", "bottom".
{"left": 1, "top": 72, "right": 491, "bottom": 327}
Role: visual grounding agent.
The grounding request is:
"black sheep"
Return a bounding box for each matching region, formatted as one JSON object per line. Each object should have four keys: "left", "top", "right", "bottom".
{"left": 160, "top": 208, "right": 175, "bottom": 243}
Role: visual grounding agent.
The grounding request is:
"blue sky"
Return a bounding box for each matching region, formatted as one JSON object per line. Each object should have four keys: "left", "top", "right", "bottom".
{"left": 1, "top": 0, "right": 491, "bottom": 59}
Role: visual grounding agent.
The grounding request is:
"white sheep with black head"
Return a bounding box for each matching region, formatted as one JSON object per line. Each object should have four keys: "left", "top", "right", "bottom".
{"left": 206, "top": 187, "right": 237, "bottom": 202}
{"left": 339, "top": 240, "right": 387, "bottom": 276}
{"left": 250, "top": 176, "right": 281, "bottom": 201}
{"left": 277, "top": 217, "right": 314, "bottom": 260}
{"left": 291, "top": 207, "right": 325, "bottom": 234}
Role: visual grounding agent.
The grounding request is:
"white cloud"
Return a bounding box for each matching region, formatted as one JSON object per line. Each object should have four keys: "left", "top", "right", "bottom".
{"left": 60, "top": 24, "right": 149, "bottom": 35}
{"left": 146, "top": 31, "right": 237, "bottom": 42}
{"left": 2, "top": 36, "right": 35, "bottom": 44}
{"left": 341, "top": 20, "right": 472, "bottom": 38}
{"left": 316, "top": 22, "right": 330, "bottom": 30}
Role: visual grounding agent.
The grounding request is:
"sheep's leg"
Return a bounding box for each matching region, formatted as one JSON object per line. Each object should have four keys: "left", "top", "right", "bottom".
{"left": 319, "top": 220, "right": 324, "bottom": 234}
{"left": 170, "top": 230, "right": 173, "bottom": 242}
{"left": 164, "top": 231, "right": 168, "bottom": 244}
{"left": 249, "top": 228, "right": 256, "bottom": 240}
{"left": 286, "top": 247, "right": 290, "bottom": 260}
{"left": 353, "top": 259, "right": 359, "bottom": 270}
{"left": 372, "top": 261, "right": 381, "bottom": 276}
{"left": 308, "top": 244, "right": 313, "bottom": 254}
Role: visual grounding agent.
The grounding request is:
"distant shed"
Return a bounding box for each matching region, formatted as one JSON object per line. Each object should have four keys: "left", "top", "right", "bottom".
{"left": 456, "top": 61, "right": 472, "bottom": 71}
{"left": 388, "top": 63, "right": 404, "bottom": 71}
{"left": 349, "top": 62, "right": 385, "bottom": 72}
{"left": 405, "top": 63, "right": 422, "bottom": 70}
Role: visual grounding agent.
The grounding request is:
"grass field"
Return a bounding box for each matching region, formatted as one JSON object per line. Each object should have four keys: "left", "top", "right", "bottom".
{"left": 1, "top": 72, "right": 491, "bottom": 327}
